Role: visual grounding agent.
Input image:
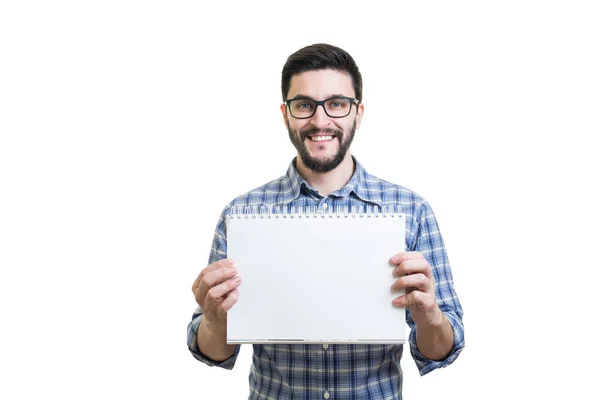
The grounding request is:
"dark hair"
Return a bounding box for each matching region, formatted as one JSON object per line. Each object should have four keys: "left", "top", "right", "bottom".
{"left": 281, "top": 43, "right": 363, "bottom": 102}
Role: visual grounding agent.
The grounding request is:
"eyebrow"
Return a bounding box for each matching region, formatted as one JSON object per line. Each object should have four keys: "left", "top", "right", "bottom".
{"left": 288, "top": 93, "right": 349, "bottom": 101}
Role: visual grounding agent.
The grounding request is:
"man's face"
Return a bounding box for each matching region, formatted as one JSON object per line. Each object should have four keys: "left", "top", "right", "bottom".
{"left": 281, "top": 69, "right": 364, "bottom": 173}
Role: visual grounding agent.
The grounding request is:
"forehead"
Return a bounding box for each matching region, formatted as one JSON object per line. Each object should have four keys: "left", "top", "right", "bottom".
{"left": 288, "top": 69, "right": 355, "bottom": 99}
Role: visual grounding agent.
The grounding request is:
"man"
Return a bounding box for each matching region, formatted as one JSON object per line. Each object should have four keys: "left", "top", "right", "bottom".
{"left": 188, "top": 43, "right": 464, "bottom": 399}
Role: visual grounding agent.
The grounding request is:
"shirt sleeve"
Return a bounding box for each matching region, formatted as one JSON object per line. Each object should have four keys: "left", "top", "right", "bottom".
{"left": 187, "top": 306, "right": 241, "bottom": 369}
{"left": 405, "top": 200, "right": 465, "bottom": 376}
{"left": 187, "top": 206, "right": 241, "bottom": 369}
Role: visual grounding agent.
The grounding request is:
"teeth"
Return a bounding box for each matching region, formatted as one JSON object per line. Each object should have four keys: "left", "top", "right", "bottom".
{"left": 310, "top": 135, "right": 333, "bottom": 142}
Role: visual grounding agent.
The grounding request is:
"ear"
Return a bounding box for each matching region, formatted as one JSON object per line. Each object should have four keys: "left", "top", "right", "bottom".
{"left": 280, "top": 103, "right": 289, "bottom": 126}
{"left": 355, "top": 103, "right": 364, "bottom": 129}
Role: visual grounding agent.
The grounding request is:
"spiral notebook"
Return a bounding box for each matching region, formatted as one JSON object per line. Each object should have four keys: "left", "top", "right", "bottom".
{"left": 226, "top": 205, "right": 406, "bottom": 344}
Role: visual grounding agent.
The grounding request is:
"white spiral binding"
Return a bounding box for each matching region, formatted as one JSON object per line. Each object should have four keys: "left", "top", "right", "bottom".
{"left": 228, "top": 205, "right": 403, "bottom": 219}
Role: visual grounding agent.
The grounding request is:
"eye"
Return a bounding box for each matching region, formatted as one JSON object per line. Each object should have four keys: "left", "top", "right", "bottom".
{"left": 294, "top": 101, "right": 314, "bottom": 110}
{"left": 326, "top": 98, "right": 350, "bottom": 109}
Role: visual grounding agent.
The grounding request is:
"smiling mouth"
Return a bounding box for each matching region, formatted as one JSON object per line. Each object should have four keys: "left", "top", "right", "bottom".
{"left": 308, "top": 135, "right": 334, "bottom": 142}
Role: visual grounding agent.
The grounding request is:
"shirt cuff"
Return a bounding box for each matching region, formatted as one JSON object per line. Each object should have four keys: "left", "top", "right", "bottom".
{"left": 409, "top": 310, "right": 465, "bottom": 376}
{"left": 187, "top": 310, "right": 240, "bottom": 370}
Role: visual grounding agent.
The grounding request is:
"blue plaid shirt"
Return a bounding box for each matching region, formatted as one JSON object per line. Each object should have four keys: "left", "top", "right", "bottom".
{"left": 188, "top": 157, "right": 464, "bottom": 399}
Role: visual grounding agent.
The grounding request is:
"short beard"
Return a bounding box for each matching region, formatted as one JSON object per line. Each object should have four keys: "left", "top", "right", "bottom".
{"left": 287, "top": 120, "right": 356, "bottom": 174}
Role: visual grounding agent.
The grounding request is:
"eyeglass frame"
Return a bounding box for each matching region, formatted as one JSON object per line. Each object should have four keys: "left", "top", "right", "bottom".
{"left": 284, "top": 96, "right": 361, "bottom": 119}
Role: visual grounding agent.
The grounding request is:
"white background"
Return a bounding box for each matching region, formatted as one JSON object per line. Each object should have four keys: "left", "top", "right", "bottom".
{"left": 1, "top": 1, "right": 598, "bottom": 399}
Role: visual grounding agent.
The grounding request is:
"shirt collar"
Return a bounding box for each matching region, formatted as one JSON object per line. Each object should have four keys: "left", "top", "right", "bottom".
{"left": 282, "top": 156, "right": 383, "bottom": 207}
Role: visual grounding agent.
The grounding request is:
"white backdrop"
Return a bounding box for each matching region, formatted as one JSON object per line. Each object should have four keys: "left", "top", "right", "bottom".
{"left": 1, "top": 1, "right": 598, "bottom": 399}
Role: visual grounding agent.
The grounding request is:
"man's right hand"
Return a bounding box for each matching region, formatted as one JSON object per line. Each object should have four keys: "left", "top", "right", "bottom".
{"left": 192, "top": 258, "right": 241, "bottom": 329}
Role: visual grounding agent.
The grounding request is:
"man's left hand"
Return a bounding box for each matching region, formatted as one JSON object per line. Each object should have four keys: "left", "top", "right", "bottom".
{"left": 389, "top": 251, "right": 444, "bottom": 328}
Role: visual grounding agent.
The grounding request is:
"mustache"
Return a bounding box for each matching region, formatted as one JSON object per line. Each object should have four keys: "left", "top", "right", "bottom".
{"left": 300, "top": 127, "right": 343, "bottom": 140}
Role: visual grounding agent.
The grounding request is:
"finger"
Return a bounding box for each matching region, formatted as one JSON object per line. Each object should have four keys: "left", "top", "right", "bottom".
{"left": 202, "top": 265, "right": 239, "bottom": 288}
{"left": 392, "top": 289, "right": 424, "bottom": 308}
{"left": 391, "top": 273, "right": 434, "bottom": 293}
{"left": 194, "top": 265, "right": 237, "bottom": 305}
{"left": 205, "top": 275, "right": 242, "bottom": 304}
{"left": 389, "top": 251, "right": 424, "bottom": 265}
{"left": 220, "top": 288, "right": 240, "bottom": 312}
{"left": 196, "top": 265, "right": 237, "bottom": 296}
{"left": 193, "top": 259, "right": 235, "bottom": 290}
{"left": 393, "top": 259, "right": 434, "bottom": 281}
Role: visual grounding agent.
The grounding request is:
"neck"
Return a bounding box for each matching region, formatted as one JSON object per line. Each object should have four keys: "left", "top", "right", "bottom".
{"left": 295, "top": 153, "right": 355, "bottom": 196}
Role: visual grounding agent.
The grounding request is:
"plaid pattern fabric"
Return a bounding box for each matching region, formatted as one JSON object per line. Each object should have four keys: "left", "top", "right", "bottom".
{"left": 188, "top": 157, "right": 464, "bottom": 400}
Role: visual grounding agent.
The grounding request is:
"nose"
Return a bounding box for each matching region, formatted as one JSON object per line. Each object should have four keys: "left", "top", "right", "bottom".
{"left": 309, "top": 103, "right": 330, "bottom": 128}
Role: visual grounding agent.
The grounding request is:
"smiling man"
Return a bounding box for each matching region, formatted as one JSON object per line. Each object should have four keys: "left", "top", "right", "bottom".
{"left": 188, "top": 43, "right": 465, "bottom": 399}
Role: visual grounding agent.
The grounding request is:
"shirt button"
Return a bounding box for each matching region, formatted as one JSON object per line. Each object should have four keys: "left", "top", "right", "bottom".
{"left": 322, "top": 344, "right": 329, "bottom": 349}
{"left": 324, "top": 391, "right": 330, "bottom": 399}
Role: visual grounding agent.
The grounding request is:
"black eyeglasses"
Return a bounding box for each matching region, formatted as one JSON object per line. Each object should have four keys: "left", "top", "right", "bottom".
{"left": 285, "top": 96, "right": 360, "bottom": 119}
